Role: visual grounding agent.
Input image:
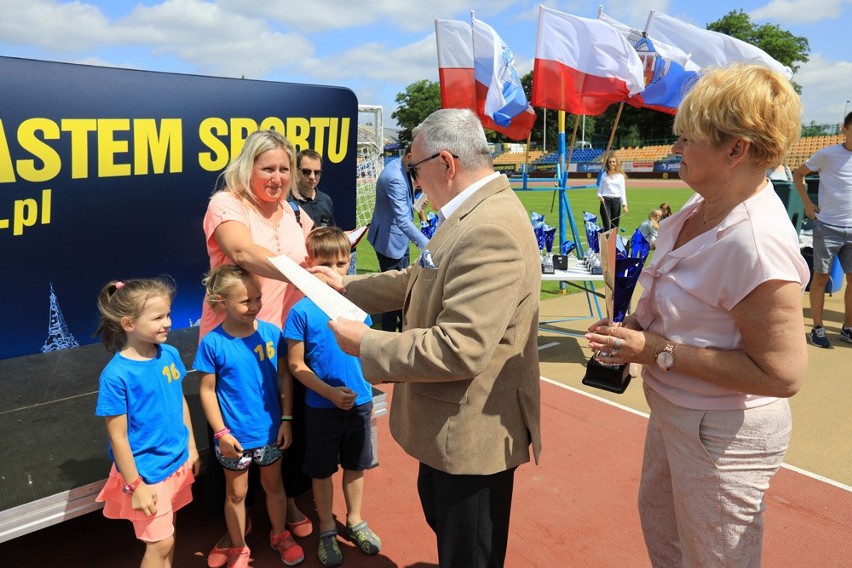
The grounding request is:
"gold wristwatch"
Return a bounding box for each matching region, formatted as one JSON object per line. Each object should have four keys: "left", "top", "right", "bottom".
{"left": 655, "top": 342, "right": 675, "bottom": 371}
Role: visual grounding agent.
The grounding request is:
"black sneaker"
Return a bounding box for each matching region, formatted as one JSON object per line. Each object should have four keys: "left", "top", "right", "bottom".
{"left": 810, "top": 326, "right": 831, "bottom": 348}
{"left": 840, "top": 327, "right": 852, "bottom": 344}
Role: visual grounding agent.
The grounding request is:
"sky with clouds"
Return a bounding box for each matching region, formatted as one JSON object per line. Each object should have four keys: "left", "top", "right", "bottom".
{"left": 1, "top": 0, "right": 850, "bottom": 131}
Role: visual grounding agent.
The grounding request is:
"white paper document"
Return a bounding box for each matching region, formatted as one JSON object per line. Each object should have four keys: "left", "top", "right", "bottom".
{"left": 347, "top": 225, "right": 369, "bottom": 247}
{"left": 267, "top": 255, "right": 368, "bottom": 322}
{"left": 413, "top": 191, "right": 428, "bottom": 212}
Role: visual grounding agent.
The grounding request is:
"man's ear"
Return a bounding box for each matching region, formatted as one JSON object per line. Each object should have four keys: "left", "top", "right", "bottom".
{"left": 441, "top": 150, "right": 457, "bottom": 180}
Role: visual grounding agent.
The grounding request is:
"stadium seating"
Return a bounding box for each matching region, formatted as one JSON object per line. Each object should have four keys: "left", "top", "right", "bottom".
{"left": 784, "top": 134, "right": 844, "bottom": 170}
{"left": 534, "top": 148, "right": 603, "bottom": 165}
{"left": 612, "top": 144, "right": 673, "bottom": 163}
{"left": 491, "top": 134, "right": 842, "bottom": 174}
{"left": 492, "top": 150, "right": 545, "bottom": 168}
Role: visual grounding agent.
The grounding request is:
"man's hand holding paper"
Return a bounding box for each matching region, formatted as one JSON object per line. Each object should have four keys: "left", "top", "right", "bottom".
{"left": 267, "top": 254, "right": 364, "bottom": 321}
{"left": 327, "top": 318, "right": 369, "bottom": 360}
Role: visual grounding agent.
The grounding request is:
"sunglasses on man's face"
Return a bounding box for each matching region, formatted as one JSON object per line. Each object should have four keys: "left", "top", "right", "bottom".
{"left": 300, "top": 168, "right": 322, "bottom": 177}
{"left": 407, "top": 152, "right": 458, "bottom": 181}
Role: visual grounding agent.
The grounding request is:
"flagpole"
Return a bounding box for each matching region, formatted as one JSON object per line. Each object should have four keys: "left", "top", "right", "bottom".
{"left": 604, "top": 102, "right": 625, "bottom": 158}
{"left": 557, "top": 110, "right": 568, "bottom": 282}
{"left": 566, "top": 114, "right": 580, "bottom": 169}
{"left": 434, "top": 19, "right": 442, "bottom": 108}
{"left": 550, "top": 111, "right": 585, "bottom": 217}
{"left": 523, "top": 131, "right": 531, "bottom": 191}
{"left": 644, "top": 10, "right": 655, "bottom": 34}
{"left": 558, "top": 111, "right": 567, "bottom": 187}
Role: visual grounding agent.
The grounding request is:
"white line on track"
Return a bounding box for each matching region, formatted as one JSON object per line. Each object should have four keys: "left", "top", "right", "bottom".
{"left": 540, "top": 375, "right": 852, "bottom": 493}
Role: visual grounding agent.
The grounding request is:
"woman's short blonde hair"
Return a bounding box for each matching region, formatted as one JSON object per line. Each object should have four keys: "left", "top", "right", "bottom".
{"left": 674, "top": 63, "right": 801, "bottom": 169}
{"left": 214, "top": 129, "right": 297, "bottom": 208}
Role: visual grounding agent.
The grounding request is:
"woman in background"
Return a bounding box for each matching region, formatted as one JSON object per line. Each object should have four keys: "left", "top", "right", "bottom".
{"left": 598, "top": 153, "right": 629, "bottom": 230}
{"left": 638, "top": 208, "right": 663, "bottom": 248}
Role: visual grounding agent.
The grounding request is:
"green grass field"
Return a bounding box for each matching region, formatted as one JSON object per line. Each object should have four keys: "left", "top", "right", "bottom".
{"left": 352, "top": 182, "right": 694, "bottom": 300}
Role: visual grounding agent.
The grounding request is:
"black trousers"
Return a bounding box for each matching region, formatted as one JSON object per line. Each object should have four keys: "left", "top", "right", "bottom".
{"left": 375, "top": 250, "right": 410, "bottom": 332}
{"left": 417, "top": 462, "right": 516, "bottom": 568}
{"left": 600, "top": 196, "right": 622, "bottom": 230}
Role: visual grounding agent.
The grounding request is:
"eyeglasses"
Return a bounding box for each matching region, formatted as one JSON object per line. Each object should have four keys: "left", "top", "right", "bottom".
{"left": 407, "top": 152, "right": 458, "bottom": 181}
{"left": 300, "top": 168, "right": 323, "bottom": 177}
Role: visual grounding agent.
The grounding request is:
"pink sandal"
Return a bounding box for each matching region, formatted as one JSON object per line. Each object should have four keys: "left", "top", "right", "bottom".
{"left": 207, "top": 519, "right": 253, "bottom": 568}
{"left": 286, "top": 516, "right": 313, "bottom": 538}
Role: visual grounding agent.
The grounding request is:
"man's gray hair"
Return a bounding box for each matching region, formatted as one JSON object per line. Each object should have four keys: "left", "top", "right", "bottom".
{"left": 412, "top": 109, "right": 492, "bottom": 171}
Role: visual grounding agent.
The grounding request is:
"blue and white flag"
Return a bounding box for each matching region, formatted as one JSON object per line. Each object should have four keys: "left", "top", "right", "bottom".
{"left": 471, "top": 15, "right": 534, "bottom": 132}
{"left": 599, "top": 9, "right": 700, "bottom": 115}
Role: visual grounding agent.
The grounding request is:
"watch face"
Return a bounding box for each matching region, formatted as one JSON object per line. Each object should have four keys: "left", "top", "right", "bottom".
{"left": 657, "top": 351, "right": 674, "bottom": 369}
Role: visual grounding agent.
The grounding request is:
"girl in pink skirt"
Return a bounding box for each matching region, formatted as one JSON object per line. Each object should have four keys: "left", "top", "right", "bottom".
{"left": 94, "top": 278, "right": 201, "bottom": 567}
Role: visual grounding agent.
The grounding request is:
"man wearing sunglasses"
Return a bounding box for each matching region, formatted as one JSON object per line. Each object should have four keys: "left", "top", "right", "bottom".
{"left": 325, "top": 109, "right": 542, "bottom": 568}
{"left": 292, "top": 149, "right": 335, "bottom": 228}
{"left": 367, "top": 144, "right": 430, "bottom": 331}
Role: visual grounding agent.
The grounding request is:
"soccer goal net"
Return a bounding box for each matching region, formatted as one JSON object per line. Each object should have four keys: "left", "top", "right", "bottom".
{"left": 356, "top": 105, "right": 383, "bottom": 228}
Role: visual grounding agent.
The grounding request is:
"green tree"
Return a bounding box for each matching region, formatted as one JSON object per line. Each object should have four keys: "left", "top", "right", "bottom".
{"left": 391, "top": 80, "right": 441, "bottom": 143}
{"left": 522, "top": 71, "right": 554, "bottom": 152}
{"left": 707, "top": 9, "right": 809, "bottom": 92}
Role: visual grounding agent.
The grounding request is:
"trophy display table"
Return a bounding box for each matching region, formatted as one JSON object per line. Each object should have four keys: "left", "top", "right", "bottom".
{"left": 540, "top": 262, "right": 604, "bottom": 336}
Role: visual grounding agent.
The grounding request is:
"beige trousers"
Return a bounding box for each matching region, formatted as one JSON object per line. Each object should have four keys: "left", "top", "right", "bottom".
{"left": 639, "top": 383, "right": 791, "bottom": 567}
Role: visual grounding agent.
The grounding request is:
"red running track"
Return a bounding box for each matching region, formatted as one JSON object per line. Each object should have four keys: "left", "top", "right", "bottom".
{"left": 2, "top": 379, "right": 850, "bottom": 567}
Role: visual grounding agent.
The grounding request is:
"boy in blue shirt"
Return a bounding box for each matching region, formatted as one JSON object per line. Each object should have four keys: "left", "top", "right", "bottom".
{"left": 284, "top": 227, "right": 381, "bottom": 567}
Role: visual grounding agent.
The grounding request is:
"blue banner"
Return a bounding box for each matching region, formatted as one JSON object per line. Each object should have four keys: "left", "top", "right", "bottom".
{"left": 577, "top": 162, "right": 602, "bottom": 173}
{"left": 653, "top": 161, "right": 681, "bottom": 173}
{"left": 0, "top": 57, "right": 358, "bottom": 360}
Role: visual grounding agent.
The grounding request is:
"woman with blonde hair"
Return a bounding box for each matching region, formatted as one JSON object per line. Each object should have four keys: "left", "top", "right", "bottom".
{"left": 598, "top": 152, "right": 628, "bottom": 230}
{"left": 586, "top": 64, "right": 809, "bottom": 567}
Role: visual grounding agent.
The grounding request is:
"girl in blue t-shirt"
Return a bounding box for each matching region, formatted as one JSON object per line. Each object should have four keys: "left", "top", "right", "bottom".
{"left": 94, "top": 278, "right": 201, "bottom": 568}
{"left": 193, "top": 264, "right": 304, "bottom": 568}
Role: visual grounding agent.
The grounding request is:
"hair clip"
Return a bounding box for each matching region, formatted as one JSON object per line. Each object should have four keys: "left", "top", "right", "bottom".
{"left": 115, "top": 281, "right": 125, "bottom": 289}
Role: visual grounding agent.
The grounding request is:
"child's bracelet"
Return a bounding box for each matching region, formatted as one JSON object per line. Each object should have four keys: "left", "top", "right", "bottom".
{"left": 213, "top": 427, "right": 230, "bottom": 440}
{"left": 280, "top": 415, "right": 293, "bottom": 422}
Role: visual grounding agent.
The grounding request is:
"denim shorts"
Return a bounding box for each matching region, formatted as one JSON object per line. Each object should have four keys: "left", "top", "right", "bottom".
{"left": 215, "top": 442, "right": 283, "bottom": 471}
{"left": 304, "top": 402, "right": 373, "bottom": 478}
{"left": 813, "top": 219, "right": 852, "bottom": 274}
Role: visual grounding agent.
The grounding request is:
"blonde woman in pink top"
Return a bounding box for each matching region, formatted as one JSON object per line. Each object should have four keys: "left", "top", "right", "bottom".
{"left": 586, "top": 64, "right": 809, "bottom": 567}
{"left": 201, "top": 129, "right": 315, "bottom": 567}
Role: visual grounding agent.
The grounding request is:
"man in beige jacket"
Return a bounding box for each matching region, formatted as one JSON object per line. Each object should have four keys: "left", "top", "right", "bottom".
{"left": 326, "top": 108, "right": 541, "bottom": 568}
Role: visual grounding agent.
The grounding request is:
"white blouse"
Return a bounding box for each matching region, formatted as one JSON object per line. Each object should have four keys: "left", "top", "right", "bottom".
{"left": 597, "top": 172, "right": 627, "bottom": 205}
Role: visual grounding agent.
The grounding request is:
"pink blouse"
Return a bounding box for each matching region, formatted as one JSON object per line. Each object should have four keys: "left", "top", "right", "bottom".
{"left": 635, "top": 181, "right": 809, "bottom": 410}
{"left": 200, "top": 191, "right": 314, "bottom": 338}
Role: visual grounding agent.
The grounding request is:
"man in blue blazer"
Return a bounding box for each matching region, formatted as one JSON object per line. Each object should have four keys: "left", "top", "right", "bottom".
{"left": 368, "top": 147, "right": 430, "bottom": 331}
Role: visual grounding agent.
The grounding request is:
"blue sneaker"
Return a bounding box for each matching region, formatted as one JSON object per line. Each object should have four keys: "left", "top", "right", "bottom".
{"left": 840, "top": 327, "right": 852, "bottom": 344}
{"left": 810, "top": 326, "right": 831, "bottom": 348}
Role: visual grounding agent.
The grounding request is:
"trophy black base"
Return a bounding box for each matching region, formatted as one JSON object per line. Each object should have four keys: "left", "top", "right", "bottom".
{"left": 582, "top": 354, "right": 632, "bottom": 394}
